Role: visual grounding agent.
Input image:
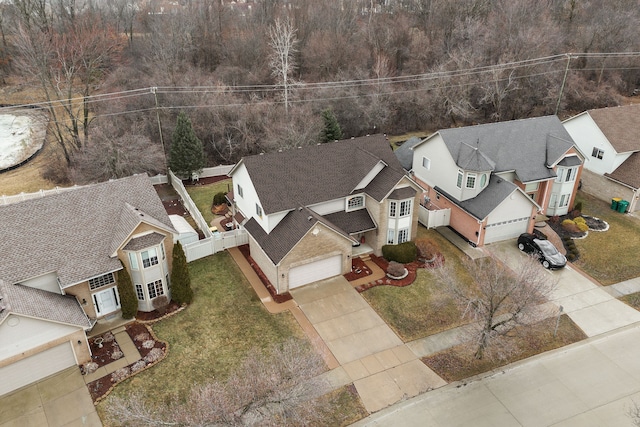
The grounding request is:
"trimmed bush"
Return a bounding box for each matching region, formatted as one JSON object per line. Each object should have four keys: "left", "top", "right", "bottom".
{"left": 574, "top": 201, "right": 583, "bottom": 212}
{"left": 387, "top": 261, "right": 406, "bottom": 277}
{"left": 382, "top": 241, "right": 417, "bottom": 263}
{"left": 561, "top": 219, "right": 581, "bottom": 233}
{"left": 575, "top": 222, "right": 589, "bottom": 232}
{"left": 574, "top": 216, "right": 586, "bottom": 225}
{"left": 212, "top": 192, "right": 227, "bottom": 206}
{"left": 170, "top": 242, "right": 194, "bottom": 304}
{"left": 117, "top": 264, "right": 138, "bottom": 319}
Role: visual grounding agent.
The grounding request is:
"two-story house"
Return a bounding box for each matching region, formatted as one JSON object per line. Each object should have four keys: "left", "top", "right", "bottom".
{"left": 410, "top": 116, "right": 584, "bottom": 246}
{"left": 563, "top": 104, "right": 640, "bottom": 212}
{"left": 228, "top": 134, "right": 422, "bottom": 293}
{"left": 0, "top": 174, "right": 176, "bottom": 395}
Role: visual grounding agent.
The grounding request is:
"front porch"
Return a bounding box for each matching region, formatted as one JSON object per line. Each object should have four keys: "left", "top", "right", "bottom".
{"left": 351, "top": 242, "right": 374, "bottom": 258}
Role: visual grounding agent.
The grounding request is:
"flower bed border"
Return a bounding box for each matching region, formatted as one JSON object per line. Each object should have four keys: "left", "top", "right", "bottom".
{"left": 355, "top": 253, "right": 444, "bottom": 292}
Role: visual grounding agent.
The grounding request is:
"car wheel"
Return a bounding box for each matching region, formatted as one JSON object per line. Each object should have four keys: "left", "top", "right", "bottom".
{"left": 542, "top": 260, "right": 550, "bottom": 269}
{"left": 518, "top": 243, "right": 525, "bottom": 251}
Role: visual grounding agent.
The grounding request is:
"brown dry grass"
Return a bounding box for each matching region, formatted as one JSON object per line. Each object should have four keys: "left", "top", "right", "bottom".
{"left": 422, "top": 315, "right": 587, "bottom": 382}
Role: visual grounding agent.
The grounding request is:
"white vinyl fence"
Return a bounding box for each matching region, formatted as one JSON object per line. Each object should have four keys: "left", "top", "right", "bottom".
{"left": 168, "top": 169, "right": 213, "bottom": 239}
{"left": 0, "top": 185, "right": 85, "bottom": 206}
{"left": 183, "top": 228, "right": 249, "bottom": 262}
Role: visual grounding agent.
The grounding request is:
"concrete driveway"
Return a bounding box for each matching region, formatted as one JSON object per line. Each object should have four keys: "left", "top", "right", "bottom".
{"left": 290, "top": 276, "right": 446, "bottom": 413}
{"left": 486, "top": 240, "right": 640, "bottom": 337}
{"left": 355, "top": 323, "right": 640, "bottom": 426}
{"left": 0, "top": 367, "right": 101, "bottom": 427}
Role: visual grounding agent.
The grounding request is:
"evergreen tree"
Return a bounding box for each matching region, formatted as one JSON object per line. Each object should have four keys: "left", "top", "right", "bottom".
{"left": 170, "top": 242, "right": 193, "bottom": 304}
{"left": 320, "top": 109, "right": 343, "bottom": 143}
{"left": 117, "top": 264, "right": 138, "bottom": 319}
{"left": 169, "top": 111, "right": 205, "bottom": 179}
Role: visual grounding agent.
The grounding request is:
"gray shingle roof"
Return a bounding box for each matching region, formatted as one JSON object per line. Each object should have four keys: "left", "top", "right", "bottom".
{"left": 123, "top": 232, "right": 167, "bottom": 251}
{"left": 587, "top": 104, "right": 640, "bottom": 153}
{"left": 240, "top": 135, "right": 406, "bottom": 215}
{"left": 436, "top": 175, "right": 526, "bottom": 220}
{"left": 394, "top": 136, "right": 422, "bottom": 170}
{"left": 606, "top": 152, "right": 640, "bottom": 189}
{"left": 322, "top": 209, "right": 376, "bottom": 234}
{"left": 0, "top": 281, "right": 91, "bottom": 328}
{"left": 0, "top": 174, "right": 175, "bottom": 287}
{"left": 436, "top": 116, "right": 576, "bottom": 183}
{"left": 245, "top": 207, "right": 353, "bottom": 264}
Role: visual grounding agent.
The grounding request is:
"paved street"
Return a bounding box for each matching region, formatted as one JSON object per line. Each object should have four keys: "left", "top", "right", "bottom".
{"left": 355, "top": 323, "right": 640, "bottom": 427}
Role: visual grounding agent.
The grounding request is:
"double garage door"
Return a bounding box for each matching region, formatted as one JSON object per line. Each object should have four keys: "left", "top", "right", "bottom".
{"left": 484, "top": 217, "right": 530, "bottom": 244}
{"left": 0, "top": 342, "right": 76, "bottom": 396}
{"left": 288, "top": 254, "right": 343, "bottom": 290}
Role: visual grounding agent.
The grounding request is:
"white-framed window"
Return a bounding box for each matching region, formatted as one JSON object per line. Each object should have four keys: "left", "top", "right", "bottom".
{"left": 128, "top": 252, "right": 138, "bottom": 270}
{"left": 147, "top": 279, "right": 164, "bottom": 299}
{"left": 142, "top": 248, "right": 158, "bottom": 268}
{"left": 135, "top": 284, "right": 144, "bottom": 300}
{"left": 256, "top": 204, "right": 263, "bottom": 218}
{"left": 525, "top": 182, "right": 539, "bottom": 192}
{"left": 89, "top": 273, "right": 115, "bottom": 290}
{"left": 592, "top": 147, "right": 604, "bottom": 159}
{"left": 559, "top": 194, "right": 570, "bottom": 207}
{"left": 422, "top": 157, "right": 431, "bottom": 170}
{"left": 160, "top": 243, "right": 165, "bottom": 260}
{"left": 565, "top": 167, "right": 575, "bottom": 182}
{"left": 555, "top": 168, "right": 564, "bottom": 183}
{"left": 466, "top": 173, "right": 476, "bottom": 189}
{"left": 237, "top": 184, "right": 243, "bottom": 198}
{"left": 457, "top": 170, "right": 463, "bottom": 188}
{"left": 346, "top": 195, "right": 364, "bottom": 211}
{"left": 399, "top": 200, "right": 412, "bottom": 217}
{"left": 387, "top": 229, "right": 395, "bottom": 244}
{"left": 389, "top": 201, "right": 397, "bottom": 217}
{"left": 480, "top": 174, "right": 487, "bottom": 188}
{"left": 398, "top": 228, "right": 409, "bottom": 243}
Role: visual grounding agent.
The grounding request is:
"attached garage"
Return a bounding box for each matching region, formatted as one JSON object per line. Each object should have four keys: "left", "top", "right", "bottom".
{"left": 484, "top": 216, "right": 530, "bottom": 244}
{"left": 0, "top": 342, "right": 77, "bottom": 396}
{"left": 288, "top": 254, "right": 343, "bottom": 290}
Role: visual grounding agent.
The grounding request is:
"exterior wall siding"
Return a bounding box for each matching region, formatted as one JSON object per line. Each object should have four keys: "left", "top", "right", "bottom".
{"left": 248, "top": 236, "right": 279, "bottom": 293}
{"left": 580, "top": 169, "right": 639, "bottom": 212}
{"left": 64, "top": 281, "right": 97, "bottom": 319}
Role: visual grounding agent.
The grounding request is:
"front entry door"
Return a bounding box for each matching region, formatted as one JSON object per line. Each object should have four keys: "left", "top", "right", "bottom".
{"left": 94, "top": 287, "right": 119, "bottom": 316}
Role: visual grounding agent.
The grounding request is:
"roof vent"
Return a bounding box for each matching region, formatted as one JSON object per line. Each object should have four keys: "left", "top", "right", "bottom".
{"left": 298, "top": 207, "right": 303, "bottom": 211}
{"left": 259, "top": 152, "right": 264, "bottom": 155}
{"left": 497, "top": 178, "right": 503, "bottom": 184}
{"left": 307, "top": 216, "right": 312, "bottom": 221}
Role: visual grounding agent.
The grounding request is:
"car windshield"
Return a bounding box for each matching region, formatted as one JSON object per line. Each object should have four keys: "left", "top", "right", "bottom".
{"left": 534, "top": 239, "right": 560, "bottom": 257}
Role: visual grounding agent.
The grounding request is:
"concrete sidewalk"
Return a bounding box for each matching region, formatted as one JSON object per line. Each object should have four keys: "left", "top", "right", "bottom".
{"left": 355, "top": 323, "right": 640, "bottom": 427}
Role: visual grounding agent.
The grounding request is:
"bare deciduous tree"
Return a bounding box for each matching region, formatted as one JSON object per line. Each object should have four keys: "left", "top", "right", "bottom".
{"left": 105, "top": 338, "right": 330, "bottom": 426}
{"left": 435, "top": 255, "right": 557, "bottom": 360}
{"left": 268, "top": 17, "right": 298, "bottom": 117}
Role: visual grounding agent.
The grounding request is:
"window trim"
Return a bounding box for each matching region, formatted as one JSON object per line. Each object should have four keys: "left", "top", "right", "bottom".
{"left": 237, "top": 184, "right": 243, "bottom": 198}
{"left": 480, "top": 173, "right": 487, "bottom": 188}
{"left": 565, "top": 167, "right": 575, "bottom": 182}
{"left": 466, "top": 173, "right": 476, "bottom": 189}
{"left": 346, "top": 195, "right": 365, "bottom": 211}
{"left": 147, "top": 279, "right": 164, "bottom": 299}
{"left": 128, "top": 252, "right": 138, "bottom": 270}
{"left": 256, "top": 203, "right": 263, "bottom": 218}
{"left": 141, "top": 248, "right": 159, "bottom": 269}
{"left": 591, "top": 147, "right": 604, "bottom": 159}
{"left": 397, "top": 228, "right": 409, "bottom": 244}
{"left": 399, "top": 200, "right": 412, "bottom": 217}
{"left": 389, "top": 201, "right": 397, "bottom": 217}
{"left": 456, "top": 170, "right": 463, "bottom": 188}
{"left": 135, "top": 284, "right": 145, "bottom": 301}
{"left": 422, "top": 157, "right": 431, "bottom": 170}
{"left": 89, "top": 273, "right": 115, "bottom": 291}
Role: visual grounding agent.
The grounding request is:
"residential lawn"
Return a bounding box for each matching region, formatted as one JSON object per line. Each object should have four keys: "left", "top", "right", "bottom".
{"left": 572, "top": 191, "right": 640, "bottom": 285}
{"left": 185, "top": 179, "right": 232, "bottom": 225}
{"left": 97, "top": 252, "right": 365, "bottom": 425}
{"left": 361, "top": 227, "right": 474, "bottom": 341}
{"left": 423, "top": 315, "right": 587, "bottom": 382}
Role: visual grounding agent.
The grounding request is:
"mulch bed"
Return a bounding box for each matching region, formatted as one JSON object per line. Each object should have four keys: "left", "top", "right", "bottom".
{"left": 85, "top": 322, "right": 168, "bottom": 403}
{"left": 135, "top": 301, "right": 182, "bottom": 322}
{"left": 354, "top": 253, "right": 444, "bottom": 292}
{"left": 343, "top": 257, "right": 373, "bottom": 281}
{"left": 87, "top": 332, "right": 123, "bottom": 368}
{"left": 238, "top": 244, "right": 293, "bottom": 304}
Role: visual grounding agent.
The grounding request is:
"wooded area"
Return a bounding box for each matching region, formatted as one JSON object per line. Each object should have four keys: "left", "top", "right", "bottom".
{"left": 1, "top": 0, "right": 639, "bottom": 183}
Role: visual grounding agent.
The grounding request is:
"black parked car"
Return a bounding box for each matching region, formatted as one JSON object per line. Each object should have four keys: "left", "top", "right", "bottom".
{"left": 517, "top": 233, "right": 567, "bottom": 269}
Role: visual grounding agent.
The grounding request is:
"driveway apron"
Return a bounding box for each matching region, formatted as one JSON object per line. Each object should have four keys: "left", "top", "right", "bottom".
{"left": 291, "top": 276, "right": 446, "bottom": 413}
{"left": 486, "top": 240, "right": 640, "bottom": 337}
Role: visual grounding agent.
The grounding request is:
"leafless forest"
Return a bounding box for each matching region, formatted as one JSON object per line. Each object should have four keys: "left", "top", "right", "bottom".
{"left": 2, "top": 0, "right": 639, "bottom": 182}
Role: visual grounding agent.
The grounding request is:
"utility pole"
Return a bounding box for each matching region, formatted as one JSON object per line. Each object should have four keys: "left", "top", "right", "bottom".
{"left": 555, "top": 54, "right": 572, "bottom": 116}
{"left": 151, "top": 87, "right": 167, "bottom": 170}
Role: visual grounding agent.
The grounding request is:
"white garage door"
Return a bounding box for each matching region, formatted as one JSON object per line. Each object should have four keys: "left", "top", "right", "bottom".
{"left": 0, "top": 342, "right": 76, "bottom": 396}
{"left": 289, "top": 254, "right": 343, "bottom": 290}
{"left": 484, "top": 217, "right": 530, "bottom": 244}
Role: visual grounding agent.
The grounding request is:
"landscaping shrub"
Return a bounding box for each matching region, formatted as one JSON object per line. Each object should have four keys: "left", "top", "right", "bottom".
{"left": 382, "top": 241, "right": 417, "bottom": 263}
{"left": 561, "top": 219, "right": 581, "bottom": 233}
{"left": 415, "top": 238, "right": 440, "bottom": 261}
{"left": 212, "top": 191, "right": 227, "bottom": 206}
{"left": 569, "top": 209, "right": 582, "bottom": 219}
{"left": 574, "top": 216, "right": 586, "bottom": 225}
{"left": 170, "top": 242, "right": 194, "bottom": 304}
{"left": 574, "top": 201, "right": 583, "bottom": 212}
{"left": 575, "top": 222, "right": 589, "bottom": 232}
{"left": 152, "top": 295, "right": 170, "bottom": 315}
{"left": 386, "top": 261, "right": 406, "bottom": 277}
{"left": 549, "top": 215, "right": 560, "bottom": 224}
{"left": 117, "top": 264, "right": 138, "bottom": 319}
